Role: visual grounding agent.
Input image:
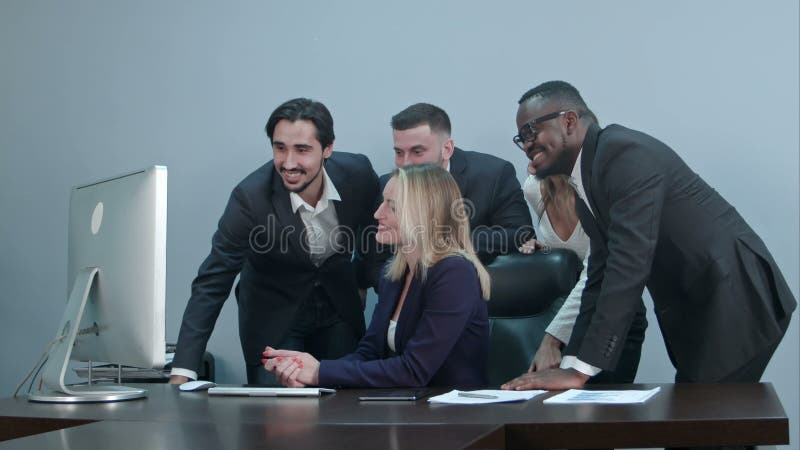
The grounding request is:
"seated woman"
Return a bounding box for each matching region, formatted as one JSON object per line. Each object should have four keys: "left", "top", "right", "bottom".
{"left": 263, "top": 164, "right": 491, "bottom": 388}
{"left": 519, "top": 173, "right": 646, "bottom": 383}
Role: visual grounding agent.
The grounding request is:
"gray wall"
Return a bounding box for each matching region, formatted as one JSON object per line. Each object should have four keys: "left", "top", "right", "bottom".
{"left": 1, "top": 1, "right": 797, "bottom": 447}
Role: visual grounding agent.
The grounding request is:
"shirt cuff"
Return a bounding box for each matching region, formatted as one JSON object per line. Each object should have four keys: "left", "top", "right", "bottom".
{"left": 560, "top": 356, "right": 602, "bottom": 377}
{"left": 170, "top": 367, "right": 198, "bottom": 380}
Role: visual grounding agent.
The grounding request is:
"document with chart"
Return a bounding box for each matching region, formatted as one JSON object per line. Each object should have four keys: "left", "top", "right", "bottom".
{"left": 543, "top": 387, "right": 661, "bottom": 404}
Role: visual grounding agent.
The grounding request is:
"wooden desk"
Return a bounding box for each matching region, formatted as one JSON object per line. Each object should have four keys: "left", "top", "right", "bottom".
{"left": 0, "top": 421, "right": 504, "bottom": 450}
{"left": 0, "top": 383, "right": 789, "bottom": 449}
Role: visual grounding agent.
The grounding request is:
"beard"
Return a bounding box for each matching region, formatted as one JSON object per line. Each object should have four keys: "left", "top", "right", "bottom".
{"left": 533, "top": 135, "right": 573, "bottom": 181}
{"left": 280, "top": 158, "right": 324, "bottom": 194}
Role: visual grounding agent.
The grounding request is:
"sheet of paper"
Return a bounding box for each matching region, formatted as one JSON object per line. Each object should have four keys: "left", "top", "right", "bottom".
{"left": 543, "top": 387, "right": 661, "bottom": 404}
{"left": 428, "top": 389, "right": 546, "bottom": 405}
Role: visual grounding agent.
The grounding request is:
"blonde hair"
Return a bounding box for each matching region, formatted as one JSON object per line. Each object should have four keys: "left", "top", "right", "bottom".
{"left": 540, "top": 175, "right": 578, "bottom": 225}
{"left": 384, "top": 164, "right": 491, "bottom": 300}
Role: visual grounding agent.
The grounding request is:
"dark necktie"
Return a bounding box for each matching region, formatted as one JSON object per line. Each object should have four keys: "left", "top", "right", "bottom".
{"left": 573, "top": 189, "right": 603, "bottom": 242}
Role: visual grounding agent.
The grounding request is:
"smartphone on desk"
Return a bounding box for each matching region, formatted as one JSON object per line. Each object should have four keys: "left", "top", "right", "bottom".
{"left": 358, "top": 390, "right": 431, "bottom": 401}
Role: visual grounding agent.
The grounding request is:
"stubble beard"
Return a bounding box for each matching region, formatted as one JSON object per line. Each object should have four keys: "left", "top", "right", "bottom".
{"left": 534, "top": 135, "right": 572, "bottom": 181}
{"left": 281, "top": 157, "right": 325, "bottom": 195}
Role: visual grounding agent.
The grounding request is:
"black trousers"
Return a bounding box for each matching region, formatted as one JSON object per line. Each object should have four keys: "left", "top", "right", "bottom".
{"left": 246, "top": 287, "right": 360, "bottom": 385}
{"left": 668, "top": 314, "right": 791, "bottom": 450}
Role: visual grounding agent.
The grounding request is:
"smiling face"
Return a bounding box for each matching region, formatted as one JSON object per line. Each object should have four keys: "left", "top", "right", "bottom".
{"left": 392, "top": 124, "right": 454, "bottom": 168}
{"left": 271, "top": 119, "right": 332, "bottom": 205}
{"left": 374, "top": 176, "right": 400, "bottom": 245}
{"left": 516, "top": 98, "right": 580, "bottom": 180}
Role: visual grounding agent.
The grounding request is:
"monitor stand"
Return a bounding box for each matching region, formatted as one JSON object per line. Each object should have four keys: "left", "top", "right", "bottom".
{"left": 28, "top": 267, "right": 147, "bottom": 403}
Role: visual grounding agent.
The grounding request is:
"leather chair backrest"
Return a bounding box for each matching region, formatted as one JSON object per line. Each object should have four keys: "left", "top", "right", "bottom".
{"left": 485, "top": 249, "right": 581, "bottom": 386}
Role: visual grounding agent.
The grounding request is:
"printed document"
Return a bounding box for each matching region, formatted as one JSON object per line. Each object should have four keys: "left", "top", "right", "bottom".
{"left": 543, "top": 387, "right": 661, "bottom": 404}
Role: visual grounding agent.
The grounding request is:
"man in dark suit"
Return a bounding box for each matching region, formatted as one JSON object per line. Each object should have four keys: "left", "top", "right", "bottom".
{"left": 365, "top": 103, "right": 533, "bottom": 287}
{"left": 169, "top": 98, "right": 379, "bottom": 384}
{"left": 503, "top": 81, "right": 796, "bottom": 391}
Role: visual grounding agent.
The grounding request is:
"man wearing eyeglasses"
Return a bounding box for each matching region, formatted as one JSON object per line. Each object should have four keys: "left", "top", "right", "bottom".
{"left": 502, "top": 81, "right": 795, "bottom": 390}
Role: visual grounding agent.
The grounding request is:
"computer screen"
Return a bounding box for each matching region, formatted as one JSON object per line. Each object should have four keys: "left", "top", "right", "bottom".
{"left": 29, "top": 165, "right": 167, "bottom": 403}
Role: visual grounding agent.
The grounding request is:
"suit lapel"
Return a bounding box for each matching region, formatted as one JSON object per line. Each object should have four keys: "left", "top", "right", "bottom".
{"left": 574, "top": 189, "right": 603, "bottom": 242}
{"left": 375, "top": 277, "right": 404, "bottom": 355}
{"left": 580, "top": 124, "right": 601, "bottom": 218}
{"left": 578, "top": 124, "right": 608, "bottom": 239}
{"left": 326, "top": 158, "right": 355, "bottom": 229}
{"left": 394, "top": 273, "right": 421, "bottom": 354}
{"left": 449, "top": 148, "right": 468, "bottom": 196}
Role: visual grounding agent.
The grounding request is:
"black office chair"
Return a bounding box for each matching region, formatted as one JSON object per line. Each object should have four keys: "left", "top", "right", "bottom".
{"left": 485, "top": 249, "right": 581, "bottom": 386}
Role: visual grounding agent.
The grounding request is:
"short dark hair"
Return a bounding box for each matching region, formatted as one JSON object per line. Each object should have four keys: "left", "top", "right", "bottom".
{"left": 518, "top": 81, "right": 598, "bottom": 124}
{"left": 265, "top": 98, "right": 335, "bottom": 149}
{"left": 391, "top": 103, "right": 452, "bottom": 136}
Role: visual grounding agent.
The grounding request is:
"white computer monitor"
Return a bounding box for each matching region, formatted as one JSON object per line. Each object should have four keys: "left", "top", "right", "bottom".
{"left": 29, "top": 165, "right": 167, "bottom": 403}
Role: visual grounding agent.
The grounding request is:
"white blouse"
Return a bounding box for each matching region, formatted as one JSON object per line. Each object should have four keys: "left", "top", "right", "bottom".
{"left": 387, "top": 319, "right": 397, "bottom": 352}
{"left": 523, "top": 175, "right": 590, "bottom": 345}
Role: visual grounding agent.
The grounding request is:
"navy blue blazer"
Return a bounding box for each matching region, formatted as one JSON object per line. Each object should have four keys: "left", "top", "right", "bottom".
{"left": 318, "top": 256, "right": 489, "bottom": 388}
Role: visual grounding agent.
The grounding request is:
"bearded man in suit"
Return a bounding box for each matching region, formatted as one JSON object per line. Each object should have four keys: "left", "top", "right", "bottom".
{"left": 170, "top": 98, "right": 379, "bottom": 384}
{"left": 364, "top": 103, "right": 534, "bottom": 287}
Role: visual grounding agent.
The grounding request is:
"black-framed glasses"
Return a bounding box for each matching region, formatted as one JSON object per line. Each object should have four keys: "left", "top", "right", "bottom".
{"left": 512, "top": 110, "right": 568, "bottom": 150}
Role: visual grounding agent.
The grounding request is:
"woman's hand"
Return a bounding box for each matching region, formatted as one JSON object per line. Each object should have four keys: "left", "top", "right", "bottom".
{"left": 527, "top": 160, "right": 537, "bottom": 176}
{"left": 518, "top": 238, "right": 549, "bottom": 254}
{"left": 262, "top": 346, "right": 321, "bottom": 387}
{"left": 529, "top": 333, "right": 563, "bottom": 372}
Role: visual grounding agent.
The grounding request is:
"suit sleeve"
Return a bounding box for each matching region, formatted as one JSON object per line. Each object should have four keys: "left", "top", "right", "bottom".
{"left": 172, "top": 186, "right": 255, "bottom": 373}
{"left": 357, "top": 173, "right": 393, "bottom": 290}
{"left": 567, "top": 148, "right": 665, "bottom": 371}
{"left": 318, "top": 259, "right": 481, "bottom": 387}
{"left": 352, "top": 156, "right": 382, "bottom": 290}
{"left": 472, "top": 161, "right": 534, "bottom": 261}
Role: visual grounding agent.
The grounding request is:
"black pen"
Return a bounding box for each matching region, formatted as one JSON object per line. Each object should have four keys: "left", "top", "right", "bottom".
{"left": 457, "top": 392, "right": 498, "bottom": 399}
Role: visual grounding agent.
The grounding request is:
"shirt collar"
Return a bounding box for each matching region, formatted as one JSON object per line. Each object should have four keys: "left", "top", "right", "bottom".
{"left": 289, "top": 166, "right": 341, "bottom": 214}
{"left": 568, "top": 147, "right": 591, "bottom": 205}
{"left": 570, "top": 148, "right": 583, "bottom": 188}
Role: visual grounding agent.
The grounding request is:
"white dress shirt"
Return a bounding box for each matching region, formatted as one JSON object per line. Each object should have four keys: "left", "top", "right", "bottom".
{"left": 289, "top": 167, "right": 342, "bottom": 267}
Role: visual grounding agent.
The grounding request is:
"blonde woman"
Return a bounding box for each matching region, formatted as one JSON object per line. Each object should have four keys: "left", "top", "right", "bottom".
{"left": 520, "top": 173, "right": 646, "bottom": 383}
{"left": 264, "top": 164, "right": 491, "bottom": 388}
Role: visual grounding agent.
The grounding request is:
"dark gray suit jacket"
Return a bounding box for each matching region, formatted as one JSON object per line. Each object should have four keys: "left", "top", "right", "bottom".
{"left": 567, "top": 124, "right": 796, "bottom": 381}
{"left": 173, "top": 152, "right": 380, "bottom": 373}
{"left": 447, "top": 147, "right": 534, "bottom": 258}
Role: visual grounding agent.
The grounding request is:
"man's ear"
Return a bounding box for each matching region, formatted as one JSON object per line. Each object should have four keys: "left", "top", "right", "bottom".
{"left": 322, "top": 141, "right": 334, "bottom": 159}
{"left": 565, "top": 111, "right": 581, "bottom": 135}
{"left": 441, "top": 137, "right": 455, "bottom": 161}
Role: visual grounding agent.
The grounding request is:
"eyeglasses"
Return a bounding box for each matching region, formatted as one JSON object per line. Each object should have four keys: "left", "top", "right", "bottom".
{"left": 512, "top": 110, "right": 568, "bottom": 150}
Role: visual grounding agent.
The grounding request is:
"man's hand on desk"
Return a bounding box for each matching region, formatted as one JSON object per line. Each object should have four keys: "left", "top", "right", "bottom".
{"left": 529, "top": 333, "right": 563, "bottom": 372}
{"left": 501, "top": 368, "right": 589, "bottom": 391}
{"left": 168, "top": 375, "right": 191, "bottom": 385}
